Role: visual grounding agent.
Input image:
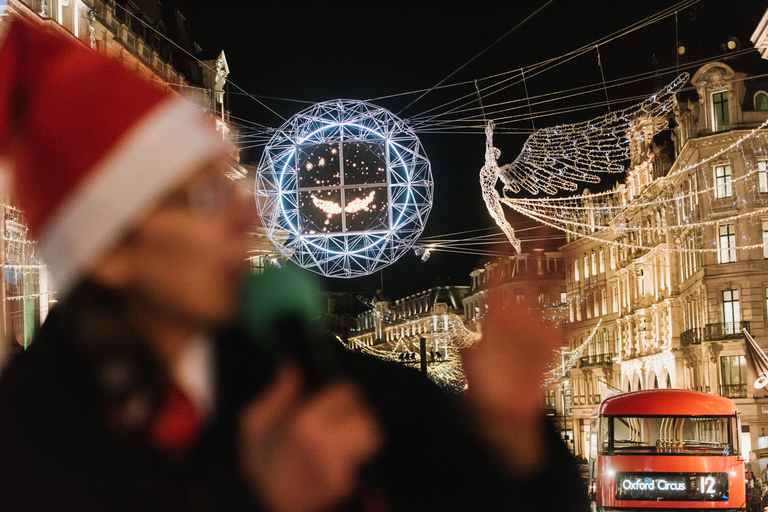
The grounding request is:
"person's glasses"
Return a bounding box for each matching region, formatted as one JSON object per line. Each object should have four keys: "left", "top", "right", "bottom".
{"left": 164, "top": 171, "right": 246, "bottom": 216}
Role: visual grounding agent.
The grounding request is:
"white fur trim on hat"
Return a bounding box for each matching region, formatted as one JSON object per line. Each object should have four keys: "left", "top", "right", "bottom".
{"left": 39, "top": 97, "right": 229, "bottom": 298}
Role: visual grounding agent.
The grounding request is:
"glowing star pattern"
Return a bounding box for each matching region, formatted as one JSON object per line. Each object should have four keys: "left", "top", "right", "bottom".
{"left": 345, "top": 191, "right": 377, "bottom": 212}
{"left": 311, "top": 195, "right": 343, "bottom": 215}
{"left": 255, "top": 99, "right": 433, "bottom": 278}
{"left": 296, "top": 140, "right": 390, "bottom": 235}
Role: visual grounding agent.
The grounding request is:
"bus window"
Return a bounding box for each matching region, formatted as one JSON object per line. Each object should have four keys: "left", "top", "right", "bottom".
{"left": 600, "top": 416, "right": 734, "bottom": 455}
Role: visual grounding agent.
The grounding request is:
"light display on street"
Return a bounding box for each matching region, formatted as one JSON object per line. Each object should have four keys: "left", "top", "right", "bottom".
{"left": 256, "top": 99, "right": 433, "bottom": 278}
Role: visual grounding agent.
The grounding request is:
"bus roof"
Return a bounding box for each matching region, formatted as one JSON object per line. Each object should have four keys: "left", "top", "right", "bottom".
{"left": 599, "top": 389, "right": 738, "bottom": 416}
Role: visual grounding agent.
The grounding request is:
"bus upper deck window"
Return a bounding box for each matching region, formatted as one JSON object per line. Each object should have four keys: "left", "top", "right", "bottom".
{"left": 605, "top": 415, "right": 733, "bottom": 455}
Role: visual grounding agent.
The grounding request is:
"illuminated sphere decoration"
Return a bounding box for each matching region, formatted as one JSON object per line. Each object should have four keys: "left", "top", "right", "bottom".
{"left": 255, "top": 99, "right": 434, "bottom": 278}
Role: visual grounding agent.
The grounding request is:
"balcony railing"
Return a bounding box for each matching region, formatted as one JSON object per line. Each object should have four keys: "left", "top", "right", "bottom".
{"left": 704, "top": 321, "right": 750, "bottom": 341}
{"left": 579, "top": 353, "right": 614, "bottom": 368}
{"left": 721, "top": 383, "right": 747, "bottom": 399}
{"left": 680, "top": 327, "right": 703, "bottom": 347}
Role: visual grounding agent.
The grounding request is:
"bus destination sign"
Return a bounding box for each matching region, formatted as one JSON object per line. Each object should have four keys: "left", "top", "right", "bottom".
{"left": 616, "top": 472, "right": 728, "bottom": 501}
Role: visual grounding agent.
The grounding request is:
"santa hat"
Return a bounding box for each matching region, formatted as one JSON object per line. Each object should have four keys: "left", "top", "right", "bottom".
{"left": 0, "top": 14, "right": 229, "bottom": 298}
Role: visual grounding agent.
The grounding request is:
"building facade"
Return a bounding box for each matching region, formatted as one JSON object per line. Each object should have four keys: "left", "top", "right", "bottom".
{"left": 462, "top": 249, "right": 573, "bottom": 449}
{"left": 349, "top": 286, "right": 470, "bottom": 350}
{"left": 560, "top": 55, "right": 768, "bottom": 463}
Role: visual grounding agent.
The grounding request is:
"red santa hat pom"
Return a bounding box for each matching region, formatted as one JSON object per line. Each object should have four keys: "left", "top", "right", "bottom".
{"left": 0, "top": 15, "right": 229, "bottom": 298}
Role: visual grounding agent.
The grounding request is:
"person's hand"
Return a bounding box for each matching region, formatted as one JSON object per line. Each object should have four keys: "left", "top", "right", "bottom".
{"left": 238, "top": 365, "right": 383, "bottom": 512}
{"left": 462, "top": 297, "right": 561, "bottom": 474}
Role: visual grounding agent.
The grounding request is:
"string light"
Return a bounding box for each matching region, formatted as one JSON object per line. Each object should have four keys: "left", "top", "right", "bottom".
{"left": 543, "top": 320, "right": 601, "bottom": 386}
{"left": 502, "top": 127, "right": 768, "bottom": 254}
{"left": 350, "top": 312, "right": 480, "bottom": 391}
{"left": 351, "top": 303, "right": 592, "bottom": 390}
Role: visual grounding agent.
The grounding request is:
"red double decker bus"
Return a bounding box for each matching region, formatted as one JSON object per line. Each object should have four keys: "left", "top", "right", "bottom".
{"left": 590, "top": 389, "right": 745, "bottom": 511}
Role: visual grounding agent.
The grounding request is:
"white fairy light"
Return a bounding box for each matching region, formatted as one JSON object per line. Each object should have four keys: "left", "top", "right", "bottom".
{"left": 543, "top": 320, "right": 601, "bottom": 386}
{"left": 481, "top": 75, "right": 688, "bottom": 251}
{"left": 353, "top": 312, "right": 480, "bottom": 391}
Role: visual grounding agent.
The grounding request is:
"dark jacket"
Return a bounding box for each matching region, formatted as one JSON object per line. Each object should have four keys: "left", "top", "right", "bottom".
{"left": 0, "top": 285, "right": 588, "bottom": 511}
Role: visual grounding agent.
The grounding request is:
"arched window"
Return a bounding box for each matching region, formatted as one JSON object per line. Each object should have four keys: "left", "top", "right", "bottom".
{"left": 756, "top": 91, "right": 768, "bottom": 111}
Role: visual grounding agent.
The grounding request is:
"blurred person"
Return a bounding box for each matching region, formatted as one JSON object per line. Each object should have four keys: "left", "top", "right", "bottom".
{"left": 0, "top": 11, "right": 587, "bottom": 512}
{"left": 748, "top": 471, "right": 761, "bottom": 512}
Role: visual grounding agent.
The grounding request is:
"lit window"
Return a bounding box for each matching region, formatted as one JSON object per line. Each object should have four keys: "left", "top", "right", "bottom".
{"left": 759, "top": 161, "right": 768, "bottom": 193}
{"left": 574, "top": 263, "right": 580, "bottom": 282}
{"left": 722, "top": 289, "right": 740, "bottom": 335}
{"left": 538, "top": 287, "right": 550, "bottom": 305}
{"left": 599, "top": 248, "right": 605, "bottom": 273}
{"left": 601, "top": 288, "right": 607, "bottom": 316}
{"left": 720, "top": 355, "right": 746, "bottom": 398}
{"left": 591, "top": 251, "right": 597, "bottom": 276}
{"left": 545, "top": 389, "right": 556, "bottom": 413}
{"left": 636, "top": 269, "right": 645, "bottom": 297}
{"left": 612, "top": 285, "right": 619, "bottom": 314}
{"left": 712, "top": 91, "right": 729, "bottom": 132}
{"left": 715, "top": 164, "right": 732, "bottom": 198}
{"left": 765, "top": 287, "right": 768, "bottom": 322}
{"left": 756, "top": 91, "right": 768, "bottom": 111}
{"left": 584, "top": 254, "right": 590, "bottom": 279}
{"left": 593, "top": 290, "right": 599, "bottom": 318}
{"left": 763, "top": 220, "right": 768, "bottom": 259}
{"left": 718, "top": 224, "right": 736, "bottom": 263}
{"left": 610, "top": 246, "right": 617, "bottom": 270}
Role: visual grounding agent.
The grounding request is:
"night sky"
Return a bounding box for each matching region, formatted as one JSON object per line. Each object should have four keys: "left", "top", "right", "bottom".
{"left": 175, "top": 0, "right": 768, "bottom": 300}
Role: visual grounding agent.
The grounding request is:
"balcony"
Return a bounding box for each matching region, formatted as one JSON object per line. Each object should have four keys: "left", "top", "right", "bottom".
{"left": 680, "top": 327, "right": 702, "bottom": 347}
{"left": 579, "top": 353, "right": 614, "bottom": 368}
{"left": 704, "top": 321, "right": 750, "bottom": 341}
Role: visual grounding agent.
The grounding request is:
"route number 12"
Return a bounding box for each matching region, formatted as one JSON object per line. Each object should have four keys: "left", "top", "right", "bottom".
{"left": 700, "top": 476, "right": 716, "bottom": 494}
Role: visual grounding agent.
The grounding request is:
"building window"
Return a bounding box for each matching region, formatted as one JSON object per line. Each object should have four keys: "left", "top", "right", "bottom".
{"left": 601, "top": 288, "right": 607, "bottom": 316}
{"left": 756, "top": 91, "right": 768, "bottom": 111}
{"left": 583, "top": 254, "right": 589, "bottom": 279}
{"left": 712, "top": 91, "right": 729, "bottom": 132}
{"left": 545, "top": 389, "right": 556, "bottom": 414}
{"left": 538, "top": 287, "right": 550, "bottom": 305}
{"left": 722, "top": 289, "right": 740, "bottom": 335}
{"left": 718, "top": 224, "right": 736, "bottom": 263}
{"left": 563, "top": 389, "right": 572, "bottom": 414}
{"left": 574, "top": 262, "right": 579, "bottom": 282}
{"left": 599, "top": 247, "right": 605, "bottom": 273}
{"left": 560, "top": 286, "right": 567, "bottom": 305}
{"left": 610, "top": 246, "right": 617, "bottom": 270}
{"left": 612, "top": 285, "right": 619, "bottom": 314}
{"left": 591, "top": 251, "right": 597, "bottom": 276}
{"left": 715, "top": 164, "right": 732, "bottom": 198}
{"left": 759, "top": 161, "right": 768, "bottom": 193}
{"left": 763, "top": 220, "right": 768, "bottom": 259}
{"left": 720, "top": 355, "right": 746, "bottom": 398}
{"left": 515, "top": 288, "right": 525, "bottom": 304}
{"left": 593, "top": 290, "right": 599, "bottom": 318}
{"left": 636, "top": 269, "right": 645, "bottom": 297}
